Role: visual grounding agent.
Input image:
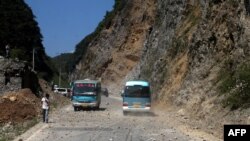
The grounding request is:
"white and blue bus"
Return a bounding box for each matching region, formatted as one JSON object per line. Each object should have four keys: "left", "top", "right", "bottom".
{"left": 71, "top": 79, "right": 101, "bottom": 111}
{"left": 121, "top": 80, "right": 151, "bottom": 114}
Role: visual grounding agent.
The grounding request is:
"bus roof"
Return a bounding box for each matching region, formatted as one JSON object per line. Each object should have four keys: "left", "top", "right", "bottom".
{"left": 73, "top": 79, "right": 99, "bottom": 84}
{"left": 125, "top": 81, "right": 149, "bottom": 87}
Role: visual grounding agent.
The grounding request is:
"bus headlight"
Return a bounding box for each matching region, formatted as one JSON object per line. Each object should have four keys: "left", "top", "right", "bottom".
{"left": 123, "top": 102, "right": 128, "bottom": 106}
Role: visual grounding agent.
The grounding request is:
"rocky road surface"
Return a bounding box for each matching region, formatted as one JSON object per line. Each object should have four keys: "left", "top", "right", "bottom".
{"left": 14, "top": 96, "right": 221, "bottom": 141}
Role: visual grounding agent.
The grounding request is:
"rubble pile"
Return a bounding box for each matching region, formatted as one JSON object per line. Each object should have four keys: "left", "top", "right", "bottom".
{"left": 0, "top": 89, "right": 41, "bottom": 123}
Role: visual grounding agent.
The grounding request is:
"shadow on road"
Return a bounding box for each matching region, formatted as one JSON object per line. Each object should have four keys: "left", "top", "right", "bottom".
{"left": 76, "top": 107, "right": 107, "bottom": 112}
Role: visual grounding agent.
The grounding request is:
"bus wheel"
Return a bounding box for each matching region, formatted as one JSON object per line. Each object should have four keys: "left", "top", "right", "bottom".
{"left": 95, "top": 105, "right": 100, "bottom": 110}
{"left": 74, "top": 107, "right": 78, "bottom": 111}
{"left": 123, "top": 111, "right": 128, "bottom": 116}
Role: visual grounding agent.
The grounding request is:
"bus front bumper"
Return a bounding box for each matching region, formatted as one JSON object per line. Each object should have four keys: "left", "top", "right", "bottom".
{"left": 72, "top": 102, "right": 98, "bottom": 107}
{"left": 122, "top": 106, "right": 151, "bottom": 112}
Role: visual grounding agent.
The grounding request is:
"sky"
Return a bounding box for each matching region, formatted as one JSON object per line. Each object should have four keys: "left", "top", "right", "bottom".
{"left": 25, "top": 0, "right": 114, "bottom": 57}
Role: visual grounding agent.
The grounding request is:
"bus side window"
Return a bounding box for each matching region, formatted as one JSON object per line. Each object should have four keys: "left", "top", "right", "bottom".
{"left": 121, "top": 90, "right": 124, "bottom": 97}
{"left": 98, "top": 83, "right": 102, "bottom": 92}
{"left": 97, "top": 83, "right": 101, "bottom": 92}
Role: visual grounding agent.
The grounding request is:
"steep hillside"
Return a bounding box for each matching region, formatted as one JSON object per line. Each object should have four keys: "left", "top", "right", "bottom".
{"left": 70, "top": 0, "right": 157, "bottom": 90}
{"left": 71, "top": 0, "right": 250, "bottom": 138}
{"left": 138, "top": 0, "right": 250, "bottom": 137}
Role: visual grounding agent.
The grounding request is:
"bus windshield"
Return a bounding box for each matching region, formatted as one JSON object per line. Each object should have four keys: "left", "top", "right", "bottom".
{"left": 124, "top": 85, "right": 150, "bottom": 98}
{"left": 73, "top": 83, "right": 96, "bottom": 95}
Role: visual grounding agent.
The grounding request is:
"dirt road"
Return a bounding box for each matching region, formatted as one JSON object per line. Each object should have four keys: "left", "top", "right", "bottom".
{"left": 14, "top": 96, "right": 221, "bottom": 141}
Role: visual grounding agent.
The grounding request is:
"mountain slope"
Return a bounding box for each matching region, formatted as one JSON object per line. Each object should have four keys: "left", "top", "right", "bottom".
{"left": 139, "top": 0, "right": 250, "bottom": 137}
{"left": 70, "top": 0, "right": 157, "bottom": 90}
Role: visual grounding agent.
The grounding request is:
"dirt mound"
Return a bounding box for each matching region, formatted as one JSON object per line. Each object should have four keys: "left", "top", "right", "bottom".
{"left": 0, "top": 79, "right": 70, "bottom": 124}
{"left": 0, "top": 89, "right": 41, "bottom": 123}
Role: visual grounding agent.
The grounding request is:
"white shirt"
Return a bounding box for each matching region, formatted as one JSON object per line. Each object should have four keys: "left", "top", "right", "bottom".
{"left": 41, "top": 97, "right": 49, "bottom": 109}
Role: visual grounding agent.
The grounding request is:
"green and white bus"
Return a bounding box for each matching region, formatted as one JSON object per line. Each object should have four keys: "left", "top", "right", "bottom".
{"left": 71, "top": 79, "right": 101, "bottom": 111}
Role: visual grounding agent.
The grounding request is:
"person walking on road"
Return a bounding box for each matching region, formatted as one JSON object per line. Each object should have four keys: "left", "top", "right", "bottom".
{"left": 41, "top": 94, "right": 50, "bottom": 123}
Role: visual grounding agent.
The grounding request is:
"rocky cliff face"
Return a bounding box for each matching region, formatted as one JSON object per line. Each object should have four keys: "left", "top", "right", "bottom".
{"left": 71, "top": 0, "right": 250, "bottom": 137}
{"left": 137, "top": 0, "right": 250, "bottom": 136}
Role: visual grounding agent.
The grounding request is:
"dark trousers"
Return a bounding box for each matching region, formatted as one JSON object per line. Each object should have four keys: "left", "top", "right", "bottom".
{"left": 5, "top": 78, "right": 10, "bottom": 85}
{"left": 42, "top": 109, "right": 49, "bottom": 123}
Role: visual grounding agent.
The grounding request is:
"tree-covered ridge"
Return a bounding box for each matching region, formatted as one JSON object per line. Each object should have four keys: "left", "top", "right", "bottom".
{"left": 0, "top": 0, "right": 53, "bottom": 81}
{"left": 0, "top": 0, "right": 41, "bottom": 59}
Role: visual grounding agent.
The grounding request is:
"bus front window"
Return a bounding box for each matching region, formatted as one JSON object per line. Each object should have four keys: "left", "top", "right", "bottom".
{"left": 74, "top": 83, "right": 96, "bottom": 95}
